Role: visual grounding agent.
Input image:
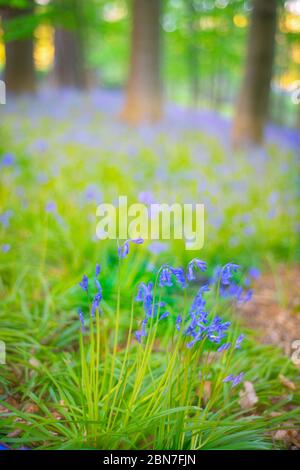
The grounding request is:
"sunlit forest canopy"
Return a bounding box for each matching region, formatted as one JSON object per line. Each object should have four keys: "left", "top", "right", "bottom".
{"left": 0, "top": 0, "right": 299, "bottom": 126}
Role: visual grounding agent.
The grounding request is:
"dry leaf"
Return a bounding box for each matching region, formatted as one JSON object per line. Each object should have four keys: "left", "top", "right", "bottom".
{"left": 279, "top": 374, "right": 296, "bottom": 391}
{"left": 238, "top": 381, "right": 258, "bottom": 409}
{"left": 273, "top": 429, "right": 300, "bottom": 448}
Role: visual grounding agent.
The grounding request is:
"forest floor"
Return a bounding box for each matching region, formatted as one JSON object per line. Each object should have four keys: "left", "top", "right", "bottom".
{"left": 239, "top": 265, "right": 300, "bottom": 358}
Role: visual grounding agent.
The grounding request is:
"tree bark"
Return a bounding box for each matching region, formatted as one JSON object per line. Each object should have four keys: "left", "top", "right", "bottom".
{"left": 122, "top": 0, "right": 162, "bottom": 124}
{"left": 232, "top": 0, "right": 277, "bottom": 147}
{"left": 54, "top": 0, "right": 88, "bottom": 89}
{"left": 2, "top": 5, "right": 36, "bottom": 95}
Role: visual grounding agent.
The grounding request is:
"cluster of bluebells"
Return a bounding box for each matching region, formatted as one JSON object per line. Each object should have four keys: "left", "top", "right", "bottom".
{"left": 211, "top": 263, "right": 253, "bottom": 304}
{"left": 78, "top": 263, "right": 102, "bottom": 331}
{"left": 76, "top": 240, "right": 248, "bottom": 389}
{"left": 133, "top": 256, "right": 248, "bottom": 388}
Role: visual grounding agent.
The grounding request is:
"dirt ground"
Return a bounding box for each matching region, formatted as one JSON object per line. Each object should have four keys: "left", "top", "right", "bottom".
{"left": 238, "top": 265, "right": 300, "bottom": 359}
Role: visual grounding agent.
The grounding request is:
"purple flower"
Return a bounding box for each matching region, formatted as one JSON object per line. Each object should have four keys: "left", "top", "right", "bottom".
{"left": 223, "top": 372, "right": 244, "bottom": 388}
{"left": 187, "top": 258, "right": 207, "bottom": 281}
{"left": 95, "top": 264, "right": 101, "bottom": 277}
{"left": 135, "top": 331, "right": 142, "bottom": 344}
{"left": 235, "top": 334, "right": 245, "bottom": 349}
{"left": 1, "top": 153, "right": 15, "bottom": 167}
{"left": 45, "top": 201, "right": 57, "bottom": 213}
{"left": 1, "top": 244, "right": 10, "bottom": 253}
{"left": 159, "top": 266, "right": 173, "bottom": 287}
{"left": 248, "top": 267, "right": 260, "bottom": 280}
{"left": 217, "top": 342, "right": 231, "bottom": 352}
{"left": 79, "top": 274, "right": 88, "bottom": 293}
{"left": 159, "top": 265, "right": 186, "bottom": 288}
{"left": 91, "top": 292, "right": 102, "bottom": 316}
{"left": 175, "top": 314, "right": 182, "bottom": 331}
{"left": 220, "top": 263, "right": 240, "bottom": 286}
{"left": 78, "top": 308, "right": 85, "bottom": 332}
{"left": 118, "top": 238, "right": 144, "bottom": 258}
{"left": 0, "top": 210, "right": 13, "bottom": 228}
{"left": 159, "top": 311, "right": 169, "bottom": 321}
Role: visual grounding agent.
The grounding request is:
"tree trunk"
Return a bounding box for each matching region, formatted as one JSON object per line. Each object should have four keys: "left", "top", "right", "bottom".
{"left": 54, "top": 0, "right": 88, "bottom": 89}
{"left": 54, "top": 28, "right": 87, "bottom": 89}
{"left": 3, "top": 5, "right": 36, "bottom": 95}
{"left": 122, "top": 0, "right": 162, "bottom": 124}
{"left": 232, "top": 0, "right": 277, "bottom": 147}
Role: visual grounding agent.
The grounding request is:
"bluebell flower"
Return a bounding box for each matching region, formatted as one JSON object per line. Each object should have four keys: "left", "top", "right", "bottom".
{"left": 135, "top": 331, "right": 142, "bottom": 344}
{"left": 159, "top": 265, "right": 186, "bottom": 288}
{"left": 1, "top": 244, "right": 10, "bottom": 253}
{"left": 79, "top": 274, "right": 88, "bottom": 293}
{"left": 220, "top": 263, "right": 240, "bottom": 286}
{"left": 159, "top": 266, "right": 173, "bottom": 287}
{"left": 1, "top": 153, "right": 15, "bottom": 167}
{"left": 207, "top": 316, "right": 231, "bottom": 344}
{"left": 170, "top": 267, "right": 186, "bottom": 287}
{"left": 91, "top": 292, "right": 102, "bottom": 316}
{"left": 0, "top": 210, "right": 13, "bottom": 228}
{"left": 135, "top": 282, "right": 153, "bottom": 302}
{"left": 95, "top": 264, "right": 101, "bottom": 277}
{"left": 187, "top": 258, "right": 207, "bottom": 281}
{"left": 235, "top": 334, "right": 245, "bottom": 349}
{"left": 118, "top": 238, "right": 144, "bottom": 258}
{"left": 217, "top": 342, "right": 231, "bottom": 352}
{"left": 223, "top": 372, "right": 244, "bottom": 388}
{"left": 237, "top": 288, "right": 253, "bottom": 304}
{"left": 78, "top": 308, "right": 85, "bottom": 332}
{"left": 45, "top": 201, "right": 57, "bottom": 213}
{"left": 175, "top": 314, "right": 182, "bottom": 331}
{"left": 248, "top": 267, "right": 260, "bottom": 280}
{"left": 159, "top": 311, "right": 169, "bottom": 321}
{"left": 95, "top": 279, "right": 102, "bottom": 293}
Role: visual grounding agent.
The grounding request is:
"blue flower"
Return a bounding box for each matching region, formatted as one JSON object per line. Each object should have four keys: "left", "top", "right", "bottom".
{"left": 0, "top": 210, "right": 13, "bottom": 229}
{"left": 175, "top": 314, "right": 182, "bottom": 331}
{"left": 77, "top": 308, "right": 85, "bottom": 332}
{"left": 159, "top": 311, "right": 169, "bottom": 321}
{"left": 223, "top": 372, "right": 244, "bottom": 388}
{"left": 248, "top": 267, "right": 260, "bottom": 280}
{"left": 158, "top": 266, "right": 173, "bottom": 287}
{"left": 118, "top": 238, "right": 144, "bottom": 258}
{"left": 91, "top": 292, "right": 102, "bottom": 316}
{"left": 79, "top": 274, "right": 88, "bottom": 293}
{"left": 1, "top": 153, "right": 15, "bottom": 167}
{"left": 187, "top": 258, "right": 207, "bottom": 281}
{"left": 217, "top": 342, "right": 231, "bottom": 352}
{"left": 45, "top": 201, "right": 57, "bottom": 213}
{"left": 235, "top": 334, "right": 245, "bottom": 349}
{"left": 135, "top": 330, "right": 142, "bottom": 344}
{"left": 1, "top": 244, "right": 10, "bottom": 253}
{"left": 159, "top": 265, "right": 186, "bottom": 288}
{"left": 220, "top": 263, "right": 240, "bottom": 286}
{"left": 95, "top": 264, "right": 101, "bottom": 277}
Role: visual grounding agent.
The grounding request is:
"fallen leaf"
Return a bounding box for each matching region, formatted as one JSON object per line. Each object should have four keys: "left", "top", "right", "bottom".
{"left": 238, "top": 381, "right": 258, "bottom": 409}
{"left": 279, "top": 374, "right": 296, "bottom": 391}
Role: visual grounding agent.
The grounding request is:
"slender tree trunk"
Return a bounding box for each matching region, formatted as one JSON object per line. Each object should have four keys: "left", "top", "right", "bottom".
{"left": 232, "top": 0, "right": 277, "bottom": 147}
{"left": 122, "top": 0, "right": 162, "bottom": 124}
{"left": 54, "top": 0, "right": 88, "bottom": 89}
{"left": 2, "top": 5, "right": 36, "bottom": 95}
